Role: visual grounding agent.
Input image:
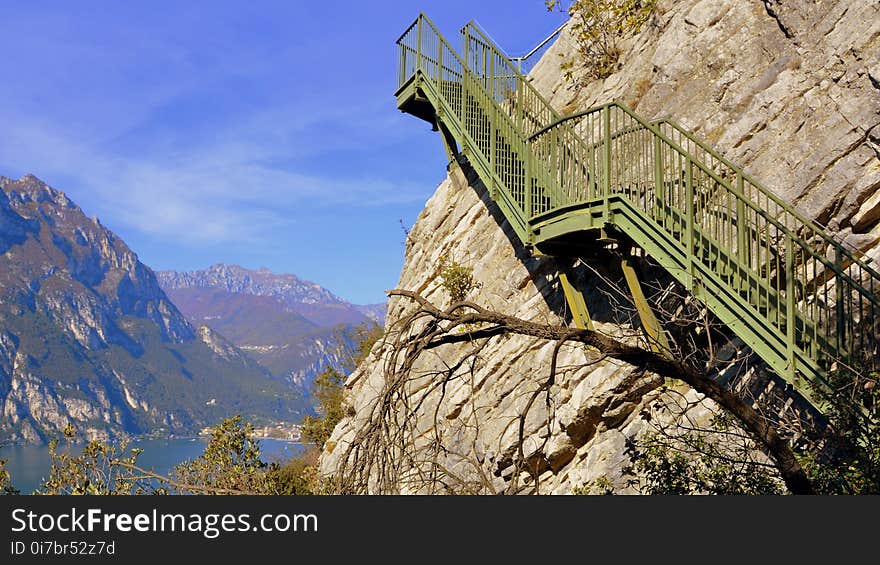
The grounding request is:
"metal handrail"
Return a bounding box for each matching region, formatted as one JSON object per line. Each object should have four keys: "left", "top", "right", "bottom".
{"left": 511, "top": 22, "right": 566, "bottom": 73}
{"left": 466, "top": 19, "right": 567, "bottom": 74}
{"left": 395, "top": 13, "right": 880, "bottom": 403}
{"left": 530, "top": 108, "right": 880, "bottom": 287}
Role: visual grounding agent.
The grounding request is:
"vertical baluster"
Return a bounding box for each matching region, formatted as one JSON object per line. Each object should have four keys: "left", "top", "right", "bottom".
{"left": 416, "top": 17, "right": 423, "bottom": 72}
{"left": 786, "top": 234, "right": 797, "bottom": 381}
{"left": 489, "top": 51, "right": 496, "bottom": 193}
{"left": 438, "top": 42, "right": 443, "bottom": 94}
{"left": 603, "top": 107, "right": 611, "bottom": 222}
{"left": 872, "top": 275, "right": 877, "bottom": 371}
{"left": 653, "top": 133, "right": 662, "bottom": 225}
{"left": 686, "top": 157, "right": 695, "bottom": 290}
{"left": 525, "top": 123, "right": 533, "bottom": 224}
{"left": 399, "top": 38, "right": 405, "bottom": 87}
{"left": 736, "top": 174, "right": 747, "bottom": 296}
{"left": 835, "top": 249, "right": 844, "bottom": 352}
{"left": 858, "top": 287, "right": 864, "bottom": 368}
{"left": 823, "top": 264, "right": 830, "bottom": 364}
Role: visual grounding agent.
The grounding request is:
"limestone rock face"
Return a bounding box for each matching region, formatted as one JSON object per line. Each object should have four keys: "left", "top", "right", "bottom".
{"left": 319, "top": 166, "right": 680, "bottom": 493}
{"left": 320, "top": 0, "right": 878, "bottom": 493}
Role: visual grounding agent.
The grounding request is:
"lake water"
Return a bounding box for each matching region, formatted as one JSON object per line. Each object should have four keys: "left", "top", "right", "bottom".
{"left": 0, "top": 437, "right": 305, "bottom": 494}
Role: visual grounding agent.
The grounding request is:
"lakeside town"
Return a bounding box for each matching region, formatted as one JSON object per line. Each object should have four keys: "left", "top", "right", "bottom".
{"left": 197, "top": 422, "right": 303, "bottom": 442}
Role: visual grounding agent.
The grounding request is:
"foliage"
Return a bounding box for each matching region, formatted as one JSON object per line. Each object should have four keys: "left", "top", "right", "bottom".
{"left": 546, "top": 0, "right": 657, "bottom": 81}
{"left": 170, "top": 416, "right": 327, "bottom": 495}
{"left": 572, "top": 475, "right": 615, "bottom": 495}
{"left": 36, "top": 425, "right": 160, "bottom": 495}
{"left": 338, "top": 321, "right": 384, "bottom": 372}
{"left": 0, "top": 453, "right": 20, "bottom": 495}
{"left": 580, "top": 409, "right": 785, "bottom": 495}
{"left": 266, "top": 449, "right": 320, "bottom": 495}
{"left": 574, "top": 366, "right": 880, "bottom": 495}
{"left": 799, "top": 368, "right": 880, "bottom": 494}
{"left": 306, "top": 319, "right": 382, "bottom": 450}
{"left": 438, "top": 255, "right": 479, "bottom": 303}
{"left": 355, "top": 323, "right": 383, "bottom": 366}
{"left": 18, "top": 315, "right": 386, "bottom": 496}
{"left": 8, "top": 416, "right": 329, "bottom": 495}
{"left": 623, "top": 432, "right": 785, "bottom": 495}
{"left": 170, "top": 416, "right": 274, "bottom": 494}
{"left": 300, "top": 368, "right": 346, "bottom": 450}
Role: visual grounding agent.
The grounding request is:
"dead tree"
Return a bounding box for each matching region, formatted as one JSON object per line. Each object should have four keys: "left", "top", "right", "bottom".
{"left": 332, "top": 289, "right": 815, "bottom": 495}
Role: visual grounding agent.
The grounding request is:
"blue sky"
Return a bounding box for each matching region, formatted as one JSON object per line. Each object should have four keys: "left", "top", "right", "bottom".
{"left": 0, "top": 1, "right": 567, "bottom": 304}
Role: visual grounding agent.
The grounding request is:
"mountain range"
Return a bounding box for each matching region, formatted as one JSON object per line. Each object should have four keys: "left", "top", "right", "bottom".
{"left": 0, "top": 174, "right": 382, "bottom": 444}
{"left": 157, "top": 264, "right": 385, "bottom": 390}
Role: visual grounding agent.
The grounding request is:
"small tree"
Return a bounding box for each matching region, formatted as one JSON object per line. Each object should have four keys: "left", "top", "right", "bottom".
{"left": 171, "top": 415, "right": 269, "bottom": 494}
{"left": 0, "top": 453, "right": 19, "bottom": 495}
{"left": 438, "top": 255, "right": 479, "bottom": 303}
{"left": 799, "top": 367, "right": 880, "bottom": 494}
{"left": 37, "top": 425, "right": 158, "bottom": 495}
{"left": 301, "top": 368, "right": 346, "bottom": 450}
{"left": 337, "top": 321, "right": 384, "bottom": 372}
{"left": 547, "top": 0, "right": 657, "bottom": 81}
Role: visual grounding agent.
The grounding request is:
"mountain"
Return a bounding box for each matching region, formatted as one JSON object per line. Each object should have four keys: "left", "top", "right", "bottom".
{"left": 353, "top": 303, "right": 387, "bottom": 324}
{"left": 157, "top": 264, "right": 385, "bottom": 327}
{"left": 157, "top": 265, "right": 384, "bottom": 397}
{"left": 0, "top": 175, "right": 308, "bottom": 444}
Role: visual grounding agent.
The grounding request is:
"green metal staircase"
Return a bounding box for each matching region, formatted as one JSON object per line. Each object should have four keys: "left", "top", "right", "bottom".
{"left": 394, "top": 14, "right": 880, "bottom": 409}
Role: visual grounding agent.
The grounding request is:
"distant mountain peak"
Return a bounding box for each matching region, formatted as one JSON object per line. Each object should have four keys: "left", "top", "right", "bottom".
{"left": 5, "top": 174, "right": 75, "bottom": 209}
{"left": 157, "top": 264, "right": 347, "bottom": 306}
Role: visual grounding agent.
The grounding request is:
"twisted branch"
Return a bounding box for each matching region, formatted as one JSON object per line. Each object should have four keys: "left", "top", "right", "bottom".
{"left": 334, "top": 289, "right": 814, "bottom": 494}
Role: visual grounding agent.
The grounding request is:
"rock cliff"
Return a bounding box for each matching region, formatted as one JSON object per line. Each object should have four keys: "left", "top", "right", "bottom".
{"left": 320, "top": 0, "right": 879, "bottom": 493}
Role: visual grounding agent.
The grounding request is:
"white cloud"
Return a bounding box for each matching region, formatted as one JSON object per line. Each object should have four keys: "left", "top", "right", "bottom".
{"left": 0, "top": 4, "right": 440, "bottom": 249}
{"left": 0, "top": 108, "right": 431, "bottom": 246}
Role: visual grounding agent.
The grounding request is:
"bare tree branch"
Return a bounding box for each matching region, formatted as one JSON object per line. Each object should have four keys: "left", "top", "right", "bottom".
{"left": 379, "top": 289, "right": 814, "bottom": 494}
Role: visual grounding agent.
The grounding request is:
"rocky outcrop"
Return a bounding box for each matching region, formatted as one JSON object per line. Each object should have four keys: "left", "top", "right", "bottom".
{"left": 320, "top": 165, "right": 706, "bottom": 493}
{"left": 320, "top": 0, "right": 878, "bottom": 493}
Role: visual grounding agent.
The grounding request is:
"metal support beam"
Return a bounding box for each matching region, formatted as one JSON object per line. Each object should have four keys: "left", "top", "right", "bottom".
{"left": 559, "top": 271, "right": 594, "bottom": 331}
{"left": 620, "top": 255, "right": 672, "bottom": 358}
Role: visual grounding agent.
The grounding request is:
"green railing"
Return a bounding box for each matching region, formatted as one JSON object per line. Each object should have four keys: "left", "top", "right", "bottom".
{"left": 395, "top": 13, "right": 880, "bottom": 406}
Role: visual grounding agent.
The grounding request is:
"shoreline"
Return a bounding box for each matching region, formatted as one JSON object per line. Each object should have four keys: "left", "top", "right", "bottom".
{"left": 1, "top": 434, "right": 307, "bottom": 449}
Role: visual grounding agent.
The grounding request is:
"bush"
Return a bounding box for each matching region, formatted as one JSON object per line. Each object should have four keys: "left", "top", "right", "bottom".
{"left": 799, "top": 368, "right": 880, "bottom": 494}
{"left": 337, "top": 321, "right": 383, "bottom": 371}
{"left": 438, "top": 255, "right": 479, "bottom": 303}
{"left": 36, "top": 424, "right": 159, "bottom": 495}
{"left": 547, "top": 0, "right": 657, "bottom": 81}
{"left": 0, "top": 454, "right": 19, "bottom": 495}
{"left": 301, "top": 368, "right": 346, "bottom": 450}
{"left": 170, "top": 415, "right": 272, "bottom": 494}
{"left": 22, "top": 416, "right": 325, "bottom": 495}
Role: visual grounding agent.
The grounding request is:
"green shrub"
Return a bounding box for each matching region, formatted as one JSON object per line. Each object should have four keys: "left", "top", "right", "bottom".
{"left": 171, "top": 415, "right": 270, "bottom": 494}
{"left": 36, "top": 424, "right": 159, "bottom": 495}
{"left": 0, "top": 454, "right": 19, "bottom": 495}
{"left": 301, "top": 367, "right": 346, "bottom": 450}
{"left": 547, "top": 0, "right": 657, "bottom": 81}
{"left": 438, "top": 255, "right": 479, "bottom": 303}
